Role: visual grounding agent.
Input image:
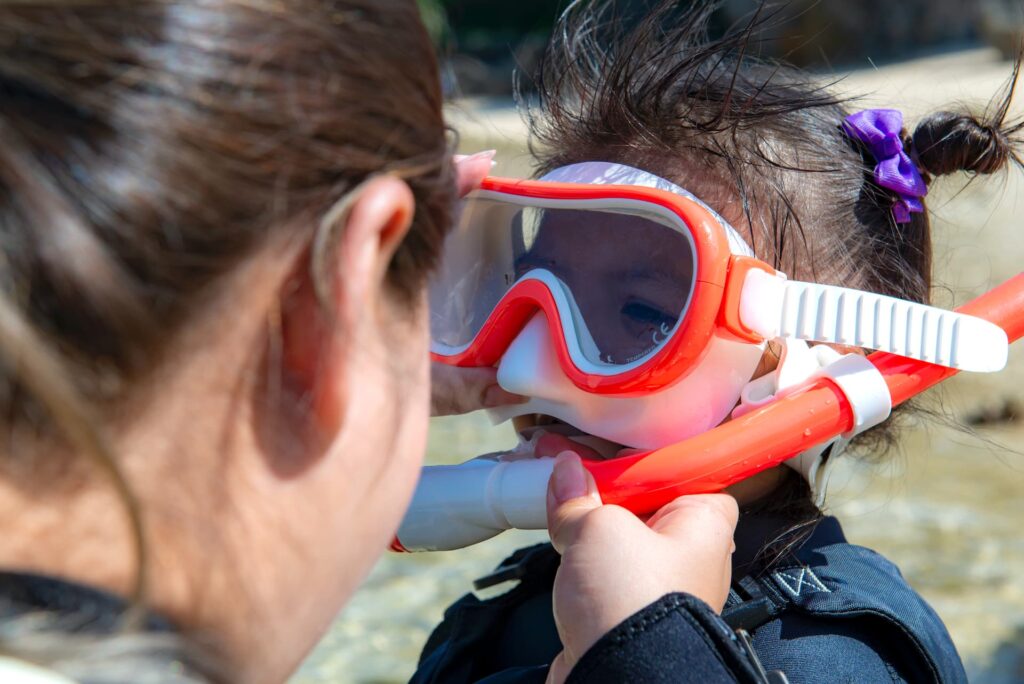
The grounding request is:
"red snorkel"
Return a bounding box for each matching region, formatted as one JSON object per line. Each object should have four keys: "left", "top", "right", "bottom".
{"left": 394, "top": 274, "right": 1023, "bottom": 552}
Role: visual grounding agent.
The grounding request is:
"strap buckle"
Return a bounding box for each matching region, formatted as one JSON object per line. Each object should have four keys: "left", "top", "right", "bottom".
{"left": 735, "top": 628, "right": 791, "bottom": 684}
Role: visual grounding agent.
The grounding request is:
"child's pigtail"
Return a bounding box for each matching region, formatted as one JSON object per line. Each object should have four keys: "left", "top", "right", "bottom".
{"left": 910, "top": 61, "right": 1023, "bottom": 181}
{"left": 911, "top": 112, "right": 1016, "bottom": 178}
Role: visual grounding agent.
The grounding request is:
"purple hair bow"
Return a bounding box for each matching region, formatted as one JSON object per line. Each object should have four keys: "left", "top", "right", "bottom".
{"left": 842, "top": 109, "right": 927, "bottom": 224}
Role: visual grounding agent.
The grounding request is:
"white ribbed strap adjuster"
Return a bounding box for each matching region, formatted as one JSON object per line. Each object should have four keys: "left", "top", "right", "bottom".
{"left": 740, "top": 269, "right": 1009, "bottom": 373}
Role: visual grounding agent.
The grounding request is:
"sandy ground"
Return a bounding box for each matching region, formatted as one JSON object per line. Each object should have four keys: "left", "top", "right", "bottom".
{"left": 293, "top": 48, "right": 1024, "bottom": 683}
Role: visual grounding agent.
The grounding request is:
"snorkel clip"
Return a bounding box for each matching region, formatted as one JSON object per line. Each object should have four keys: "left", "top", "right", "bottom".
{"left": 734, "top": 338, "right": 893, "bottom": 504}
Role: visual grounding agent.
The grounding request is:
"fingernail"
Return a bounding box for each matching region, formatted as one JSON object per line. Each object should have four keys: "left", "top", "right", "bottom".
{"left": 551, "top": 452, "right": 587, "bottom": 503}
{"left": 461, "top": 149, "right": 496, "bottom": 162}
{"left": 483, "top": 384, "right": 527, "bottom": 408}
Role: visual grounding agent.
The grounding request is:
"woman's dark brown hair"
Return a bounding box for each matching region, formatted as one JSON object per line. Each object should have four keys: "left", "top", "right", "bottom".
{"left": 523, "top": 0, "right": 1023, "bottom": 554}
{"left": 0, "top": 0, "right": 453, "bottom": 675}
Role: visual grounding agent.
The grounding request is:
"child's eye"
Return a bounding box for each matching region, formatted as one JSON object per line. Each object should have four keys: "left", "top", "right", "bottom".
{"left": 621, "top": 301, "right": 676, "bottom": 330}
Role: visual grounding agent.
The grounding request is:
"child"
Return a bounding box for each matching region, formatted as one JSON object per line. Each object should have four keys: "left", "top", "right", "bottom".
{"left": 414, "top": 1, "right": 1022, "bottom": 682}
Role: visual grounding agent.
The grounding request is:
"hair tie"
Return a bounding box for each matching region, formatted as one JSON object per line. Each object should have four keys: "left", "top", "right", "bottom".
{"left": 842, "top": 109, "right": 928, "bottom": 224}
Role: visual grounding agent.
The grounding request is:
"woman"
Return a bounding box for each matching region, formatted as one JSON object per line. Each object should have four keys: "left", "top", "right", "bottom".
{"left": 0, "top": 1, "right": 739, "bottom": 682}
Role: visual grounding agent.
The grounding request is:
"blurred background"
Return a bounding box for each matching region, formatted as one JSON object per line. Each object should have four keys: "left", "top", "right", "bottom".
{"left": 420, "top": 0, "right": 1022, "bottom": 97}
{"left": 295, "top": 1, "right": 1024, "bottom": 682}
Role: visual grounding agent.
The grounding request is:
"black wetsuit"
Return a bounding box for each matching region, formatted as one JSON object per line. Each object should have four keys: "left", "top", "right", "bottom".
{"left": 412, "top": 515, "right": 967, "bottom": 683}
{"left": 0, "top": 572, "right": 203, "bottom": 682}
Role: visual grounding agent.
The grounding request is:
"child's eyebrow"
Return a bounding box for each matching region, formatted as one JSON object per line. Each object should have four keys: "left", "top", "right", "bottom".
{"left": 619, "top": 264, "right": 692, "bottom": 286}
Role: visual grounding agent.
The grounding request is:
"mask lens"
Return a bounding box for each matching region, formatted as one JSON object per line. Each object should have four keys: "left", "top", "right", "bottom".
{"left": 430, "top": 198, "right": 697, "bottom": 370}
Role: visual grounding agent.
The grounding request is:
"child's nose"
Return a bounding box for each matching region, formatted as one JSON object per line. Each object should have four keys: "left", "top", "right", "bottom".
{"left": 496, "top": 312, "right": 577, "bottom": 403}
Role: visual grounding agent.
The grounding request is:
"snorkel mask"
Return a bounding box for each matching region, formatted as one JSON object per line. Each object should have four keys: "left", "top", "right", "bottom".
{"left": 431, "top": 162, "right": 1005, "bottom": 448}
{"left": 396, "top": 162, "right": 1019, "bottom": 552}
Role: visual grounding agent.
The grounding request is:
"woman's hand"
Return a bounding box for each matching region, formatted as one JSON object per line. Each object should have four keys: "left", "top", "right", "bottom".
{"left": 430, "top": 364, "right": 525, "bottom": 416}
{"left": 545, "top": 452, "right": 738, "bottom": 684}
{"left": 431, "top": 151, "right": 526, "bottom": 416}
{"left": 453, "top": 149, "right": 496, "bottom": 195}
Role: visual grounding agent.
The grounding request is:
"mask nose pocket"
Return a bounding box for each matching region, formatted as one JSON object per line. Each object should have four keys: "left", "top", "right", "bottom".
{"left": 496, "top": 312, "right": 577, "bottom": 403}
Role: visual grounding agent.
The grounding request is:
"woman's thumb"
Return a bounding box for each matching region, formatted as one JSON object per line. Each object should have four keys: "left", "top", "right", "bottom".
{"left": 545, "top": 651, "right": 572, "bottom": 684}
{"left": 546, "top": 452, "right": 602, "bottom": 554}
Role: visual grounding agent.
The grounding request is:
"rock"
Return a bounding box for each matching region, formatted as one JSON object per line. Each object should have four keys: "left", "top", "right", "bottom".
{"left": 964, "top": 397, "right": 1022, "bottom": 427}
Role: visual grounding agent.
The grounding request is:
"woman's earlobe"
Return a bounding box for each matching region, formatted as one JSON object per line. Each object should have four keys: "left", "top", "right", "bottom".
{"left": 254, "top": 262, "right": 339, "bottom": 477}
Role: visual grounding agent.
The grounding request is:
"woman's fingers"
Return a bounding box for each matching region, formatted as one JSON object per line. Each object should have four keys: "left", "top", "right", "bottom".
{"left": 545, "top": 651, "right": 573, "bottom": 684}
{"left": 454, "top": 150, "right": 496, "bottom": 197}
{"left": 644, "top": 494, "right": 738, "bottom": 612}
{"left": 644, "top": 493, "right": 738, "bottom": 538}
{"left": 429, "top": 363, "right": 525, "bottom": 416}
{"left": 545, "top": 452, "right": 603, "bottom": 554}
{"left": 545, "top": 465, "right": 740, "bottom": 678}
{"left": 429, "top": 151, "right": 511, "bottom": 418}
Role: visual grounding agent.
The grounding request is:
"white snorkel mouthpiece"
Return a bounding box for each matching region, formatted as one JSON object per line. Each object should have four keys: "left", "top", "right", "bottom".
{"left": 395, "top": 456, "right": 555, "bottom": 552}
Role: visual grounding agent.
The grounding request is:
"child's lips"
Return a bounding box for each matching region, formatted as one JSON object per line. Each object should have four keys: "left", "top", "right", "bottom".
{"left": 533, "top": 432, "right": 602, "bottom": 460}
{"left": 514, "top": 417, "right": 638, "bottom": 460}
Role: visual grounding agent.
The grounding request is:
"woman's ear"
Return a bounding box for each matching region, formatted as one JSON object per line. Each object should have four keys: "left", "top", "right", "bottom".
{"left": 319, "top": 176, "right": 416, "bottom": 318}
{"left": 259, "top": 177, "right": 416, "bottom": 474}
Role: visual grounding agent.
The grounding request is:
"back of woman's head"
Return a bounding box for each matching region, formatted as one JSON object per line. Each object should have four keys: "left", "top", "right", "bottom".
{"left": 0, "top": 0, "right": 452, "bottom": 412}
{"left": 0, "top": 0, "right": 452, "bottom": 677}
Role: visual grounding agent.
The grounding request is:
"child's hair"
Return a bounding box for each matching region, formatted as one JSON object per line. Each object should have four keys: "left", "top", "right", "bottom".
{"left": 0, "top": 0, "right": 451, "bottom": 676}
{"left": 523, "top": 0, "right": 1022, "bottom": 538}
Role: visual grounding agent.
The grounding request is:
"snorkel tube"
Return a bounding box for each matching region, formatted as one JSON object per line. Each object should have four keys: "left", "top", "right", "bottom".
{"left": 394, "top": 274, "right": 1024, "bottom": 552}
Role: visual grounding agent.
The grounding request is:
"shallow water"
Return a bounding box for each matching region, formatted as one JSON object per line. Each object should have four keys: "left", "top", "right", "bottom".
{"left": 293, "top": 50, "right": 1024, "bottom": 683}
